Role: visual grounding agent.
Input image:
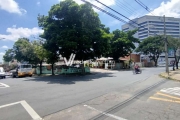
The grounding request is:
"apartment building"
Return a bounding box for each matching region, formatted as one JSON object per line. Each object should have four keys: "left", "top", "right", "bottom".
{"left": 122, "top": 15, "right": 180, "bottom": 41}
{"left": 122, "top": 15, "right": 180, "bottom": 64}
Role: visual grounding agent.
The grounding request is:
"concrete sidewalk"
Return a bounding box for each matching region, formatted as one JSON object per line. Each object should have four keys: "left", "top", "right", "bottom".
{"left": 160, "top": 69, "right": 180, "bottom": 81}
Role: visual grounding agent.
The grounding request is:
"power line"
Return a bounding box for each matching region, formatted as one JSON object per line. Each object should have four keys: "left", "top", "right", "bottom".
{"left": 134, "top": 0, "right": 155, "bottom": 15}
{"left": 81, "top": 0, "right": 137, "bottom": 28}
{"left": 110, "top": 0, "right": 134, "bottom": 15}
{"left": 122, "top": 0, "right": 138, "bottom": 12}
{"left": 120, "top": 0, "right": 142, "bottom": 18}
{"left": 92, "top": 0, "right": 162, "bottom": 37}
{"left": 81, "top": 0, "right": 160, "bottom": 38}
{"left": 93, "top": 0, "right": 139, "bottom": 26}
{"left": 116, "top": 0, "right": 138, "bottom": 14}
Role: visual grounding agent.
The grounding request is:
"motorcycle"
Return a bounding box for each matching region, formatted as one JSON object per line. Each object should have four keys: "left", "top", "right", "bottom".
{"left": 133, "top": 68, "right": 142, "bottom": 74}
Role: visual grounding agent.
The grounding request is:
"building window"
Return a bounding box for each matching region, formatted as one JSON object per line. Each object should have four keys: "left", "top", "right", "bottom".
{"left": 138, "top": 31, "right": 148, "bottom": 35}
{"left": 139, "top": 35, "right": 148, "bottom": 38}
{"left": 150, "top": 28, "right": 179, "bottom": 31}
{"left": 149, "top": 21, "right": 179, "bottom": 25}
{"left": 166, "top": 32, "right": 180, "bottom": 34}
{"left": 149, "top": 24, "right": 179, "bottom": 28}
{"left": 138, "top": 28, "right": 148, "bottom": 32}
{"left": 122, "top": 27, "right": 129, "bottom": 31}
{"left": 138, "top": 22, "right": 147, "bottom": 26}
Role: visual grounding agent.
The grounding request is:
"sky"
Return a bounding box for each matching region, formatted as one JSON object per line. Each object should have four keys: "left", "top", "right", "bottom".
{"left": 0, "top": 0, "right": 180, "bottom": 63}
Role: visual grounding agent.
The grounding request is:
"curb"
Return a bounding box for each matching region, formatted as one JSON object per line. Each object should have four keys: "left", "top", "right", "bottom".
{"left": 159, "top": 73, "right": 180, "bottom": 82}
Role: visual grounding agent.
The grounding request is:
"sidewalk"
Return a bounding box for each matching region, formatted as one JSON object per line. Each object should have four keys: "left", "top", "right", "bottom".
{"left": 90, "top": 68, "right": 119, "bottom": 73}
{"left": 160, "top": 69, "right": 180, "bottom": 81}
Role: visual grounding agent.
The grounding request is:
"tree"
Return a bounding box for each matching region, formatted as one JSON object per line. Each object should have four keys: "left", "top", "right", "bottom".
{"left": 38, "top": 0, "right": 111, "bottom": 62}
{"left": 110, "top": 29, "right": 139, "bottom": 60}
{"left": 167, "top": 36, "right": 180, "bottom": 69}
{"left": 136, "top": 36, "right": 164, "bottom": 67}
{"left": 3, "top": 49, "right": 14, "bottom": 62}
{"left": 13, "top": 38, "right": 36, "bottom": 64}
{"left": 32, "top": 40, "right": 48, "bottom": 74}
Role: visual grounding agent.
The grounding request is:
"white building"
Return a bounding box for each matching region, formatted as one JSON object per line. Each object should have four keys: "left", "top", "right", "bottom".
{"left": 122, "top": 15, "right": 180, "bottom": 65}
{"left": 122, "top": 15, "right": 180, "bottom": 41}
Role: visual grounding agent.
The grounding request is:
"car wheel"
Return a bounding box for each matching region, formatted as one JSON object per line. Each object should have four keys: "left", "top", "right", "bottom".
{"left": 16, "top": 74, "right": 19, "bottom": 78}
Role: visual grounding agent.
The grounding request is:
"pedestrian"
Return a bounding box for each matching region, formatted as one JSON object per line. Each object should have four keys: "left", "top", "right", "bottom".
{"left": 172, "top": 60, "right": 175, "bottom": 71}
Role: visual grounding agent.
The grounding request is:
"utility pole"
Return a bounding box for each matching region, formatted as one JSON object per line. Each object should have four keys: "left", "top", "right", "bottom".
{"left": 164, "top": 15, "right": 169, "bottom": 74}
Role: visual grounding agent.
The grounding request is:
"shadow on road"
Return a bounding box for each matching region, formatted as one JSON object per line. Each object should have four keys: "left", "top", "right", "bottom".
{"left": 24, "top": 72, "right": 115, "bottom": 85}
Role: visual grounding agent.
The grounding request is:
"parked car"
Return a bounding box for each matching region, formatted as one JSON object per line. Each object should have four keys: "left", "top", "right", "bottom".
{"left": 157, "top": 61, "right": 166, "bottom": 67}
{"left": 0, "top": 67, "right": 6, "bottom": 79}
{"left": 5, "top": 72, "right": 12, "bottom": 76}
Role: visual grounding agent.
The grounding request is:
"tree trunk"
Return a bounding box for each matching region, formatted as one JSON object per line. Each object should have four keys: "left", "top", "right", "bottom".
{"left": 154, "top": 60, "right": 157, "bottom": 67}
{"left": 51, "top": 63, "right": 54, "bottom": 75}
{"left": 39, "top": 61, "right": 43, "bottom": 75}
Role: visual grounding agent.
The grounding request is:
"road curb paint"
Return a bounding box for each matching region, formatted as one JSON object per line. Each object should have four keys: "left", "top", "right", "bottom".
{"left": 84, "top": 105, "right": 127, "bottom": 120}
{"left": 0, "top": 83, "right": 10, "bottom": 88}
{"left": 0, "top": 100, "right": 42, "bottom": 120}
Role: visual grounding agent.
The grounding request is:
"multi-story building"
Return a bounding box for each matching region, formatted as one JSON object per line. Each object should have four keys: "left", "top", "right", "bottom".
{"left": 122, "top": 15, "right": 180, "bottom": 41}
{"left": 122, "top": 15, "right": 180, "bottom": 65}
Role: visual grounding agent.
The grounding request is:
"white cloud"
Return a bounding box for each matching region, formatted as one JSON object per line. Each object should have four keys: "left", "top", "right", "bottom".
{"left": 37, "top": 1, "right": 40, "bottom": 6}
{"left": 0, "top": 0, "right": 27, "bottom": 15}
{"left": 59, "top": 0, "right": 115, "bottom": 12}
{"left": 1, "top": 46, "right": 8, "bottom": 49}
{"left": 108, "top": 20, "right": 121, "bottom": 27}
{"left": 149, "top": 0, "right": 180, "bottom": 17}
{"left": 0, "top": 26, "right": 44, "bottom": 41}
{"left": 0, "top": 52, "right": 4, "bottom": 55}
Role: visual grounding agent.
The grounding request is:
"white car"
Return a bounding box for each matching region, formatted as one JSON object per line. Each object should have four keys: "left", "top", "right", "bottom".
{"left": 157, "top": 62, "right": 166, "bottom": 67}
{"left": 0, "top": 67, "right": 6, "bottom": 79}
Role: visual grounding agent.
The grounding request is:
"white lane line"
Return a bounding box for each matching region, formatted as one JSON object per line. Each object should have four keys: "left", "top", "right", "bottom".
{"left": 0, "top": 82, "right": 10, "bottom": 88}
{"left": 0, "top": 102, "right": 20, "bottom": 109}
{"left": 84, "top": 105, "right": 127, "bottom": 120}
{"left": 0, "top": 100, "right": 42, "bottom": 120}
{"left": 20, "top": 100, "right": 42, "bottom": 120}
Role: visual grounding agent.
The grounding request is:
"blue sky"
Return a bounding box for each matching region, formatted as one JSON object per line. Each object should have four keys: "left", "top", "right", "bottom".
{"left": 0, "top": 0, "right": 179, "bottom": 63}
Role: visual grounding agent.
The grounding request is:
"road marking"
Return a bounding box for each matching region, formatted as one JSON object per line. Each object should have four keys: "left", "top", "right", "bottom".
{"left": 157, "top": 92, "right": 180, "bottom": 101}
{"left": 0, "top": 100, "right": 42, "bottom": 120}
{"left": 150, "top": 96, "right": 180, "bottom": 104}
{"left": 84, "top": 105, "right": 127, "bottom": 120}
{"left": 21, "top": 100, "right": 42, "bottom": 120}
{"left": 160, "top": 87, "right": 180, "bottom": 96}
{"left": 0, "top": 82, "right": 10, "bottom": 88}
{"left": 0, "top": 102, "right": 20, "bottom": 109}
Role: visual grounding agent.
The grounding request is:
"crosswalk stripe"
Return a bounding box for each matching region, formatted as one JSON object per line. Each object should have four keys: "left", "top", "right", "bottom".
{"left": 150, "top": 96, "right": 180, "bottom": 104}
{"left": 157, "top": 92, "right": 180, "bottom": 100}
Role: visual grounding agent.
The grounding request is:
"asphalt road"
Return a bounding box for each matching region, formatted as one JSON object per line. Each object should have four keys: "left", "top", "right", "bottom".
{"left": 0, "top": 67, "right": 171, "bottom": 120}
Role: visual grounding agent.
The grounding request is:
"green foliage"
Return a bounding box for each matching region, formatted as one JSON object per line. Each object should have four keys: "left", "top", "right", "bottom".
{"left": 136, "top": 36, "right": 164, "bottom": 66}
{"left": 32, "top": 40, "right": 48, "bottom": 62}
{"left": 167, "top": 36, "right": 180, "bottom": 51}
{"left": 38, "top": 0, "right": 111, "bottom": 61}
{"left": 3, "top": 49, "right": 14, "bottom": 62}
{"left": 167, "top": 36, "right": 180, "bottom": 69}
{"left": 110, "top": 29, "right": 139, "bottom": 60}
{"left": 13, "top": 38, "right": 36, "bottom": 63}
